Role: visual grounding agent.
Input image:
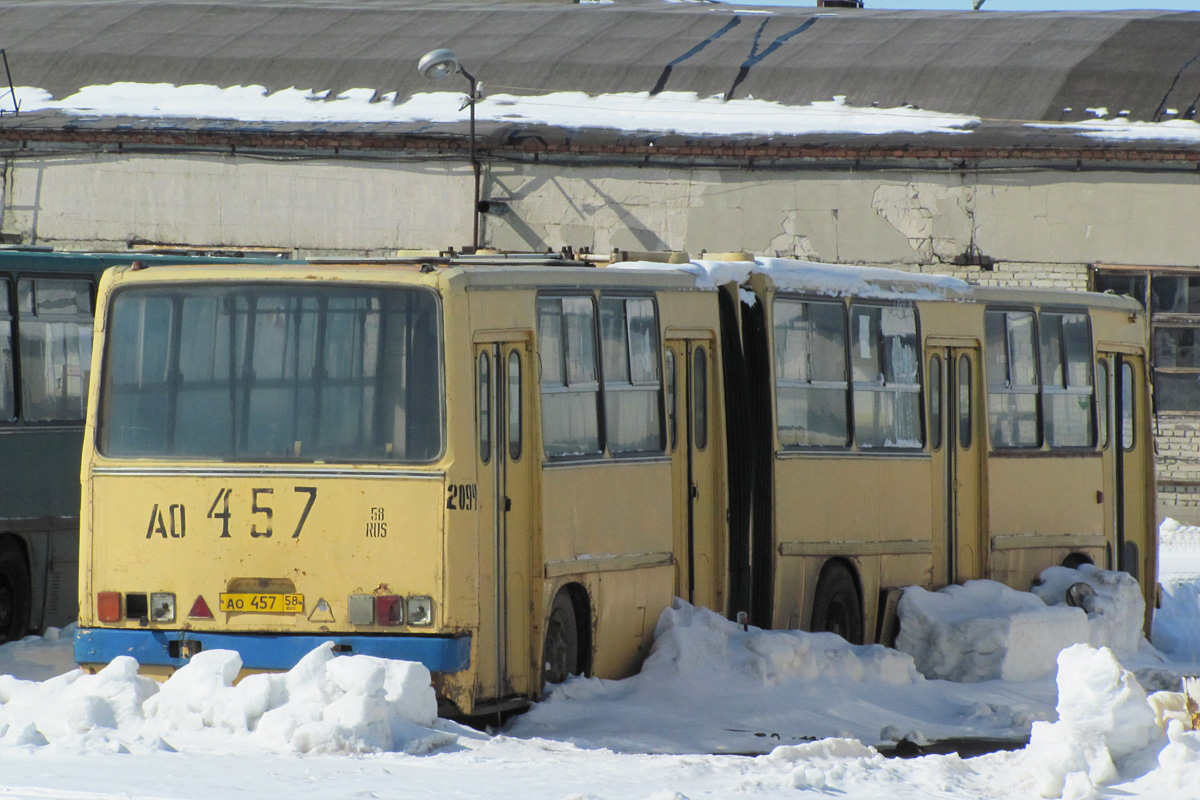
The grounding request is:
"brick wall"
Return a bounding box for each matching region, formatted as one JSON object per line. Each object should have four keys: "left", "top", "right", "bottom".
{"left": 1155, "top": 415, "right": 1200, "bottom": 524}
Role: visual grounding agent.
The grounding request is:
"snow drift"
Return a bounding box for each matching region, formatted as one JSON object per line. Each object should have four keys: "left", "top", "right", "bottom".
{"left": 0, "top": 641, "right": 453, "bottom": 754}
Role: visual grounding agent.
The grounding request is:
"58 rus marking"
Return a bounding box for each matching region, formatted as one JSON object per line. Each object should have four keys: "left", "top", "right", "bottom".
{"left": 144, "top": 487, "right": 318, "bottom": 539}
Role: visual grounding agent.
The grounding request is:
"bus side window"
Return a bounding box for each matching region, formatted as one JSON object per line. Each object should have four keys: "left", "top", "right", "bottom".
{"left": 958, "top": 354, "right": 972, "bottom": 450}
{"left": 0, "top": 279, "right": 13, "bottom": 421}
{"left": 537, "top": 296, "right": 601, "bottom": 458}
{"left": 665, "top": 348, "right": 677, "bottom": 452}
{"left": 693, "top": 346, "right": 708, "bottom": 451}
{"left": 1121, "top": 362, "right": 1135, "bottom": 452}
{"left": 928, "top": 354, "right": 942, "bottom": 451}
{"left": 17, "top": 278, "right": 93, "bottom": 422}
{"left": 1097, "top": 358, "right": 1109, "bottom": 449}
{"left": 1041, "top": 312, "right": 1094, "bottom": 448}
{"left": 774, "top": 297, "right": 849, "bottom": 447}
{"left": 600, "top": 296, "right": 663, "bottom": 454}
{"left": 508, "top": 350, "right": 522, "bottom": 462}
{"left": 850, "top": 304, "right": 921, "bottom": 448}
{"left": 478, "top": 351, "right": 491, "bottom": 464}
{"left": 985, "top": 309, "right": 1039, "bottom": 448}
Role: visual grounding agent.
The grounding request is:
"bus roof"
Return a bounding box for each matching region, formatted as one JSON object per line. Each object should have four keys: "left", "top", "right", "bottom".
{"left": 97, "top": 254, "right": 1143, "bottom": 315}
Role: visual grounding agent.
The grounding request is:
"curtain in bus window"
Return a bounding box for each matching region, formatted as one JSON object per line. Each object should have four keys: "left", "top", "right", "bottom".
{"left": 773, "top": 298, "right": 848, "bottom": 447}
{"left": 600, "top": 296, "right": 662, "bottom": 453}
{"left": 0, "top": 280, "right": 13, "bottom": 421}
{"left": 985, "top": 310, "right": 1040, "bottom": 447}
{"left": 1040, "top": 312, "right": 1094, "bottom": 448}
{"left": 850, "top": 304, "right": 921, "bottom": 448}
{"left": 17, "top": 279, "right": 92, "bottom": 423}
{"left": 538, "top": 296, "right": 601, "bottom": 458}
{"left": 100, "top": 285, "right": 442, "bottom": 462}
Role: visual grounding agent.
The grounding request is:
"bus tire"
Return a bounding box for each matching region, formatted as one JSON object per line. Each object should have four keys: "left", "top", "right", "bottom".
{"left": 0, "top": 541, "right": 31, "bottom": 645}
{"left": 811, "top": 562, "right": 864, "bottom": 645}
{"left": 541, "top": 590, "right": 580, "bottom": 691}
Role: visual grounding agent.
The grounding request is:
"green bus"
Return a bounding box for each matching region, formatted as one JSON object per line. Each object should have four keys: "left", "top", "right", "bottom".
{"left": 0, "top": 246, "right": 293, "bottom": 643}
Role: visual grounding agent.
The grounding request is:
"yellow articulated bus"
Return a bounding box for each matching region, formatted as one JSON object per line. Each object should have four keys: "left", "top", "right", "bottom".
{"left": 74, "top": 252, "right": 1155, "bottom": 716}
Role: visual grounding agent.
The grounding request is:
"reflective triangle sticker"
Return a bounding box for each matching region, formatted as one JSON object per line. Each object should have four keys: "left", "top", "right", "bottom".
{"left": 308, "top": 598, "right": 335, "bottom": 623}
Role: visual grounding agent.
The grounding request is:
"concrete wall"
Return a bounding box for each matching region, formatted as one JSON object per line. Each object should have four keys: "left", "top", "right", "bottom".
{"left": 5, "top": 155, "right": 1199, "bottom": 268}
{"left": 3, "top": 150, "right": 1199, "bottom": 521}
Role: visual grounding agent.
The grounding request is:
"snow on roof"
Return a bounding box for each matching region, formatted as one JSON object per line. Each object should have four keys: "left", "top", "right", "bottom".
{"left": 9, "top": 86, "right": 981, "bottom": 138}
{"left": 2, "top": 2, "right": 1199, "bottom": 149}
{"left": 611, "top": 256, "right": 970, "bottom": 300}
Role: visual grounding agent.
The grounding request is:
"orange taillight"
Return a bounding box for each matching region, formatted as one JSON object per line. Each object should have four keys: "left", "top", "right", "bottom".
{"left": 97, "top": 591, "right": 122, "bottom": 622}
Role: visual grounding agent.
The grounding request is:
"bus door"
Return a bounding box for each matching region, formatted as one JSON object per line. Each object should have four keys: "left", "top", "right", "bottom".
{"left": 1099, "top": 351, "right": 1153, "bottom": 599}
{"left": 666, "top": 337, "right": 718, "bottom": 608}
{"left": 927, "top": 343, "right": 984, "bottom": 585}
{"left": 474, "top": 340, "right": 533, "bottom": 699}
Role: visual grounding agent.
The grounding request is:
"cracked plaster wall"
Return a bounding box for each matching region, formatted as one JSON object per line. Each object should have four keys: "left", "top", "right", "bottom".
{"left": 3, "top": 154, "right": 1197, "bottom": 270}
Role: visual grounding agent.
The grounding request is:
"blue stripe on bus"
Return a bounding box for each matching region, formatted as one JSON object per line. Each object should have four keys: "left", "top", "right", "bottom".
{"left": 74, "top": 628, "right": 472, "bottom": 673}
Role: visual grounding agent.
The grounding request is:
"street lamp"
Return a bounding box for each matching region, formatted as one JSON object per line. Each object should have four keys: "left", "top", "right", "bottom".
{"left": 418, "top": 48, "right": 482, "bottom": 251}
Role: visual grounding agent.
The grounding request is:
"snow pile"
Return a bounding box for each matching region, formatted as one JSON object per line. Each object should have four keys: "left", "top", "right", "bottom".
{"left": 1024, "top": 644, "right": 1159, "bottom": 800}
{"left": 763, "top": 738, "right": 888, "bottom": 792}
{"left": 0, "top": 642, "right": 453, "bottom": 755}
{"left": 1033, "top": 565, "right": 1146, "bottom": 657}
{"left": 0, "top": 625, "right": 78, "bottom": 682}
{"left": 1153, "top": 518, "right": 1200, "bottom": 661}
{"left": 646, "top": 601, "right": 920, "bottom": 686}
{"left": 896, "top": 580, "right": 1089, "bottom": 682}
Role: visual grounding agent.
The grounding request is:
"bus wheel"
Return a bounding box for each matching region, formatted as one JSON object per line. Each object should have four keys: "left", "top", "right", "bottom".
{"left": 541, "top": 591, "right": 580, "bottom": 690}
{"left": 811, "top": 563, "right": 864, "bottom": 645}
{"left": 0, "top": 542, "right": 31, "bottom": 644}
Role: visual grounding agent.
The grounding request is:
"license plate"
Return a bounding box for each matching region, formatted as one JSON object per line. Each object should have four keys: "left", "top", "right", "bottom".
{"left": 218, "top": 593, "right": 304, "bottom": 614}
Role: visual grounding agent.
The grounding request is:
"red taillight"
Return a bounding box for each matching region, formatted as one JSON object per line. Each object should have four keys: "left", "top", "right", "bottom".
{"left": 376, "top": 595, "right": 403, "bottom": 626}
{"left": 188, "top": 595, "right": 213, "bottom": 619}
{"left": 97, "top": 592, "right": 122, "bottom": 622}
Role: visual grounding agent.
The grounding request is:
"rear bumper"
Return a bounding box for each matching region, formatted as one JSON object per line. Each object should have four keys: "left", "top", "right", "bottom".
{"left": 74, "top": 627, "right": 472, "bottom": 673}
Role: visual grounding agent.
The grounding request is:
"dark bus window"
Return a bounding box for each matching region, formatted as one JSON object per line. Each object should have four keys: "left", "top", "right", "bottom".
{"left": 1097, "top": 358, "right": 1109, "bottom": 449}
{"left": 0, "top": 279, "right": 13, "bottom": 421}
{"left": 693, "top": 346, "right": 708, "bottom": 451}
{"left": 479, "top": 351, "right": 492, "bottom": 464}
{"left": 929, "top": 354, "right": 942, "bottom": 451}
{"left": 958, "top": 355, "right": 972, "bottom": 450}
{"left": 665, "top": 348, "right": 677, "bottom": 452}
{"left": 508, "top": 350, "right": 522, "bottom": 462}
{"left": 1121, "top": 362, "right": 1136, "bottom": 452}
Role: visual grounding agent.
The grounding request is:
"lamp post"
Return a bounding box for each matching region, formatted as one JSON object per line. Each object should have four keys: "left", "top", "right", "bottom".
{"left": 418, "top": 48, "right": 481, "bottom": 252}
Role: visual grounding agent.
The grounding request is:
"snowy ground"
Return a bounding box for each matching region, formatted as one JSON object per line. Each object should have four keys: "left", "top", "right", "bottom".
{"left": 3, "top": 525, "right": 1200, "bottom": 799}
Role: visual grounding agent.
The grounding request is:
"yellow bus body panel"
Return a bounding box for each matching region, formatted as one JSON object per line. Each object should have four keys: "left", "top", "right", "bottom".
{"left": 82, "top": 469, "right": 447, "bottom": 633}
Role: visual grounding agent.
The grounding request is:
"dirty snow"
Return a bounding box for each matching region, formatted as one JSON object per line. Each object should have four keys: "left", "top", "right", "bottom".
{"left": 2, "top": 521, "right": 1200, "bottom": 798}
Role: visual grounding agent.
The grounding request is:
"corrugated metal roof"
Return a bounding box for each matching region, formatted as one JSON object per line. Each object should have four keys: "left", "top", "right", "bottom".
{"left": 1, "top": 1, "right": 1198, "bottom": 150}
